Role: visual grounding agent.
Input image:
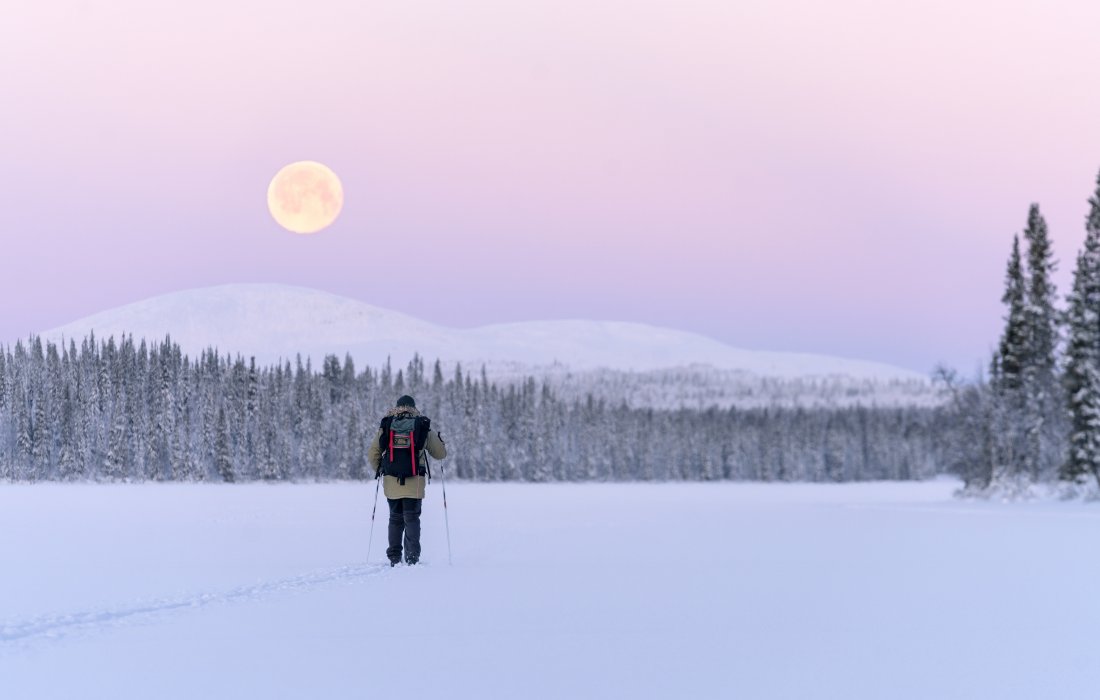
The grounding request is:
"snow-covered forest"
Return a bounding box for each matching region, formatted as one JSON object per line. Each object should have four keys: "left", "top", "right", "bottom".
{"left": 0, "top": 334, "right": 949, "bottom": 483}
{"left": 496, "top": 365, "right": 938, "bottom": 410}
{"left": 941, "top": 169, "right": 1100, "bottom": 494}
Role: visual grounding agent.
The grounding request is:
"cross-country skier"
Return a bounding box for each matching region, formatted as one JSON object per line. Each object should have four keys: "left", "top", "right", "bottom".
{"left": 368, "top": 395, "right": 447, "bottom": 566}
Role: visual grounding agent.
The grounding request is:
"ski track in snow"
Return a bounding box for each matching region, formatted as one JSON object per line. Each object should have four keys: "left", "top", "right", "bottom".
{"left": 0, "top": 562, "right": 389, "bottom": 653}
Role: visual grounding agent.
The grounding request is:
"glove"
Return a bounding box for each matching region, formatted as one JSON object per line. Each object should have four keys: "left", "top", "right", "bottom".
{"left": 374, "top": 465, "right": 383, "bottom": 480}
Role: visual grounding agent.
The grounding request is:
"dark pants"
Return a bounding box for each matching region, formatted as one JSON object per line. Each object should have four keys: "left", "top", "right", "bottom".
{"left": 387, "top": 498, "right": 422, "bottom": 563}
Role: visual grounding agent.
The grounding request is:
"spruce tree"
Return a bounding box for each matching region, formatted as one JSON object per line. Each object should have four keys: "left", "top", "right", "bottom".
{"left": 1021, "top": 204, "right": 1063, "bottom": 481}
{"left": 14, "top": 382, "right": 32, "bottom": 479}
{"left": 0, "top": 348, "right": 7, "bottom": 414}
{"left": 215, "top": 406, "right": 234, "bottom": 483}
{"left": 1024, "top": 204, "right": 1060, "bottom": 379}
{"left": 57, "top": 384, "right": 78, "bottom": 480}
{"left": 1063, "top": 172, "right": 1100, "bottom": 486}
{"left": 989, "top": 234, "right": 1029, "bottom": 484}
{"left": 995, "top": 235, "right": 1028, "bottom": 396}
{"left": 104, "top": 405, "right": 129, "bottom": 481}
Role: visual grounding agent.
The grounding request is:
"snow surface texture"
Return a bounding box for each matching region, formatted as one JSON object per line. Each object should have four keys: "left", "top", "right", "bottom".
{"left": 2, "top": 481, "right": 1097, "bottom": 699}
{"left": 39, "top": 284, "right": 937, "bottom": 408}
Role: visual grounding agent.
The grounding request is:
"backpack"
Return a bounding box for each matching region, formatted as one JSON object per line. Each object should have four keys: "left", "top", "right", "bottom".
{"left": 379, "top": 414, "right": 431, "bottom": 485}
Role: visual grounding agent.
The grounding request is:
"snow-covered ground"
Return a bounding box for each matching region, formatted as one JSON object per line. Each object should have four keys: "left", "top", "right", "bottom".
{"left": 2, "top": 480, "right": 1097, "bottom": 699}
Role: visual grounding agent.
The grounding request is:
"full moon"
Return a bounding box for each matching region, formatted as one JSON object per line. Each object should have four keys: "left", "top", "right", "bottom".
{"left": 267, "top": 161, "right": 344, "bottom": 234}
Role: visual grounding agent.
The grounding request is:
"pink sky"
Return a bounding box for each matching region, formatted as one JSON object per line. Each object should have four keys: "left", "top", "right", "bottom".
{"left": 2, "top": 0, "right": 1100, "bottom": 374}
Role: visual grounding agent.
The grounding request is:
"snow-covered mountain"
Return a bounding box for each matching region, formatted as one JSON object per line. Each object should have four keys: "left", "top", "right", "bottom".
{"left": 38, "top": 284, "right": 937, "bottom": 407}
{"left": 40, "top": 284, "right": 916, "bottom": 376}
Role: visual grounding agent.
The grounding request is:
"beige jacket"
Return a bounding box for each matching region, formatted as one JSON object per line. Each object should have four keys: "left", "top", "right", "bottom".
{"left": 367, "top": 408, "right": 447, "bottom": 499}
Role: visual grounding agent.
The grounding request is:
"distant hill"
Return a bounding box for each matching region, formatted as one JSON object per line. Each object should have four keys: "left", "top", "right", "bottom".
{"left": 39, "top": 284, "right": 939, "bottom": 408}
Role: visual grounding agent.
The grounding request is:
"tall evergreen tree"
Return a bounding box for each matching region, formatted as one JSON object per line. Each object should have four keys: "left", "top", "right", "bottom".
{"left": 1063, "top": 172, "right": 1100, "bottom": 486}
{"left": 995, "top": 234, "right": 1028, "bottom": 395}
{"left": 57, "top": 384, "right": 79, "bottom": 480}
{"left": 1024, "top": 205, "right": 1060, "bottom": 376}
{"left": 215, "top": 406, "right": 234, "bottom": 483}
{"left": 988, "top": 235, "right": 1030, "bottom": 485}
{"left": 103, "top": 403, "right": 129, "bottom": 481}
{"left": 0, "top": 348, "right": 7, "bottom": 414}
{"left": 1020, "top": 204, "right": 1065, "bottom": 481}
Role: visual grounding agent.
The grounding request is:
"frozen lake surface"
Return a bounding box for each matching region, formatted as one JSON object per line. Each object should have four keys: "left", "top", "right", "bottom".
{"left": 1, "top": 479, "right": 1098, "bottom": 699}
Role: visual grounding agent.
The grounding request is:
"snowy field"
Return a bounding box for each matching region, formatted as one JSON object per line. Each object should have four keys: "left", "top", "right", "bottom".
{"left": 2, "top": 480, "right": 1098, "bottom": 699}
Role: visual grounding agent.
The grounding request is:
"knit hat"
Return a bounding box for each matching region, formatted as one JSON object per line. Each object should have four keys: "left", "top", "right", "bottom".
{"left": 396, "top": 395, "right": 416, "bottom": 408}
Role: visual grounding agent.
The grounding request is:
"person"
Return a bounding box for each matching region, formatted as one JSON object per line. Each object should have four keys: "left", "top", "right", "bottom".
{"left": 367, "top": 395, "right": 447, "bottom": 566}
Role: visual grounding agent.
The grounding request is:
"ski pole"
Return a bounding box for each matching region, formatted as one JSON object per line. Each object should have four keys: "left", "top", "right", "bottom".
{"left": 440, "top": 461, "right": 453, "bottom": 566}
{"left": 366, "top": 472, "right": 381, "bottom": 563}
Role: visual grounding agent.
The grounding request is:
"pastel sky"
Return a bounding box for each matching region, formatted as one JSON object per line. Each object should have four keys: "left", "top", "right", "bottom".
{"left": 3, "top": 0, "right": 1100, "bottom": 374}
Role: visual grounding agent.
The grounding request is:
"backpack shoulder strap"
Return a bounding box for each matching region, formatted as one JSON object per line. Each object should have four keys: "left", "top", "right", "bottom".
{"left": 413, "top": 416, "right": 431, "bottom": 481}
{"left": 378, "top": 416, "right": 393, "bottom": 452}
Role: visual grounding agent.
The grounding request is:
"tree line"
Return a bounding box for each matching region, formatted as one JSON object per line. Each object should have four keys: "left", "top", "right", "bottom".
{"left": 0, "top": 334, "right": 949, "bottom": 483}
{"left": 938, "top": 169, "right": 1100, "bottom": 494}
